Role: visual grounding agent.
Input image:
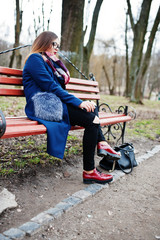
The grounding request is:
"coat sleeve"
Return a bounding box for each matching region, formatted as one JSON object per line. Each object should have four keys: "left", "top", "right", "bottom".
{"left": 23, "top": 53, "right": 82, "bottom": 107}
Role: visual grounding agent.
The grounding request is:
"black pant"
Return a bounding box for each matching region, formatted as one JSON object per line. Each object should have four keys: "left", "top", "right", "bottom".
{"left": 67, "top": 105, "right": 106, "bottom": 171}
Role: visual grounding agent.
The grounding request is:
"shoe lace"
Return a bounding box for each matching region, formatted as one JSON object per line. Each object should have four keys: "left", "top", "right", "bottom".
{"left": 96, "top": 168, "right": 102, "bottom": 175}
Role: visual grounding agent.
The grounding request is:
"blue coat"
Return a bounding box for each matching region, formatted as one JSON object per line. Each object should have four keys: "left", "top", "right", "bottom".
{"left": 23, "top": 53, "right": 82, "bottom": 159}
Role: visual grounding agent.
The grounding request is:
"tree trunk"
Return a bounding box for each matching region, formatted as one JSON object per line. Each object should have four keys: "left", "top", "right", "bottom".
{"left": 83, "top": 0, "right": 103, "bottom": 77}
{"left": 9, "top": 0, "right": 22, "bottom": 69}
{"left": 125, "top": 11, "right": 129, "bottom": 97}
{"left": 61, "top": 0, "right": 103, "bottom": 78}
{"left": 127, "top": 0, "right": 152, "bottom": 102}
{"left": 112, "top": 46, "right": 117, "bottom": 95}
{"left": 102, "top": 65, "right": 114, "bottom": 95}
{"left": 148, "top": 79, "right": 158, "bottom": 99}
{"left": 135, "top": 6, "right": 160, "bottom": 103}
{"left": 61, "top": 0, "right": 85, "bottom": 77}
{"left": 102, "top": 65, "right": 111, "bottom": 93}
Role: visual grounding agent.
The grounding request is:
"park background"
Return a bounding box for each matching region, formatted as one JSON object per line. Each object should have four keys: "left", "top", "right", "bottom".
{"left": 0, "top": 0, "right": 160, "bottom": 103}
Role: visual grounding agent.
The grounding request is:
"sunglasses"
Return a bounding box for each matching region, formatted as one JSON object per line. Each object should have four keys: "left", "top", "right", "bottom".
{"left": 52, "top": 42, "right": 60, "bottom": 49}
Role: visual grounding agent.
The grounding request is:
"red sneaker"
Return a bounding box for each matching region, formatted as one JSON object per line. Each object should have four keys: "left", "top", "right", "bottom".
{"left": 97, "top": 142, "right": 121, "bottom": 160}
{"left": 83, "top": 168, "right": 113, "bottom": 184}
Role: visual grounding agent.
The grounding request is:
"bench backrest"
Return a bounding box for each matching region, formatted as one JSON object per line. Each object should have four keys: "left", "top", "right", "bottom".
{"left": 0, "top": 66, "right": 100, "bottom": 101}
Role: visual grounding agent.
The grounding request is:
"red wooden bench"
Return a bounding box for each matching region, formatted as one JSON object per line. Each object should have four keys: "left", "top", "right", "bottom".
{"left": 0, "top": 66, "right": 136, "bottom": 143}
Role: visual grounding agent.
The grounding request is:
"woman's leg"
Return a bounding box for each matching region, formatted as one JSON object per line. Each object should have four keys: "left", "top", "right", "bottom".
{"left": 67, "top": 105, "right": 100, "bottom": 171}
{"left": 67, "top": 104, "right": 114, "bottom": 184}
{"left": 93, "top": 106, "right": 106, "bottom": 143}
{"left": 82, "top": 120, "right": 99, "bottom": 171}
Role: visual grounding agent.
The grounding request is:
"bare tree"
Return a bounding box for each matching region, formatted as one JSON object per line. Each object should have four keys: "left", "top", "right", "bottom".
{"left": 9, "top": 0, "right": 23, "bottom": 69}
{"left": 61, "top": 0, "right": 85, "bottom": 77}
{"left": 102, "top": 65, "right": 113, "bottom": 94}
{"left": 83, "top": 0, "right": 103, "bottom": 76}
{"left": 127, "top": 0, "right": 160, "bottom": 103}
{"left": 147, "top": 51, "right": 160, "bottom": 99}
{"left": 61, "top": 0, "right": 103, "bottom": 78}
{"left": 100, "top": 39, "right": 119, "bottom": 95}
{"left": 135, "top": 6, "right": 160, "bottom": 102}
{"left": 33, "top": 0, "right": 53, "bottom": 38}
{"left": 125, "top": 11, "right": 129, "bottom": 97}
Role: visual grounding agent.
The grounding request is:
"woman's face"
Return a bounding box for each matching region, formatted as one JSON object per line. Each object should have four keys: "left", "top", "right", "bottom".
{"left": 47, "top": 38, "right": 60, "bottom": 55}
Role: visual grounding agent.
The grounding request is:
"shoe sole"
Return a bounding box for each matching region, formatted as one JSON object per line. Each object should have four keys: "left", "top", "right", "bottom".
{"left": 97, "top": 149, "right": 121, "bottom": 160}
{"left": 83, "top": 178, "right": 113, "bottom": 184}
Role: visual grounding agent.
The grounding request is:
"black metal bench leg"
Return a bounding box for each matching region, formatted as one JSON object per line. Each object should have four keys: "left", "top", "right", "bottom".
{"left": 121, "top": 106, "right": 128, "bottom": 144}
{"left": 121, "top": 122, "right": 126, "bottom": 144}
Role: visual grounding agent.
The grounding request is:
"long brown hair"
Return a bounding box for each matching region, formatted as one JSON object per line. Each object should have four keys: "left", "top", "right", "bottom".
{"left": 25, "top": 31, "right": 58, "bottom": 62}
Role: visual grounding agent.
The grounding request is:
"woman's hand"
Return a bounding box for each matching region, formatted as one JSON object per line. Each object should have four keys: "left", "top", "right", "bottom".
{"left": 79, "top": 101, "right": 96, "bottom": 112}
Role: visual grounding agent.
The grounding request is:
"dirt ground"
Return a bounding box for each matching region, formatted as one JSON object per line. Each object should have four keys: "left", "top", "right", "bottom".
{"left": 30, "top": 151, "right": 160, "bottom": 240}
{"left": 0, "top": 131, "right": 160, "bottom": 239}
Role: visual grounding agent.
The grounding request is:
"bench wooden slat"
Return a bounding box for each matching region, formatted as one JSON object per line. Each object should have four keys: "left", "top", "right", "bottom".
{"left": 6, "top": 119, "right": 83, "bottom": 128}
{"left": 1, "top": 114, "right": 132, "bottom": 139}
{"left": 6, "top": 113, "right": 125, "bottom": 120}
{"left": 72, "top": 93, "right": 100, "bottom": 100}
{"left": 0, "top": 89, "right": 100, "bottom": 99}
{"left": 100, "top": 116, "right": 132, "bottom": 126}
{"left": 5, "top": 113, "right": 128, "bottom": 127}
{"left": 1, "top": 125, "right": 47, "bottom": 139}
{"left": 0, "top": 88, "right": 24, "bottom": 96}
{"left": 69, "top": 78, "right": 98, "bottom": 86}
{"left": 0, "top": 76, "right": 23, "bottom": 85}
{"left": 6, "top": 119, "right": 39, "bottom": 127}
{"left": 0, "top": 67, "right": 22, "bottom": 76}
{"left": 0, "top": 77, "right": 99, "bottom": 88}
{"left": 0, "top": 68, "right": 98, "bottom": 86}
{"left": 1, "top": 125, "right": 87, "bottom": 139}
{"left": 98, "top": 112, "right": 126, "bottom": 119}
{"left": 6, "top": 116, "right": 29, "bottom": 120}
{"left": 66, "top": 84, "right": 99, "bottom": 93}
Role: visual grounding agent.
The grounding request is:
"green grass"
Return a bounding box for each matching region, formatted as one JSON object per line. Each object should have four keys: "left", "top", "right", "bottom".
{"left": 0, "top": 96, "right": 26, "bottom": 115}
{"left": 0, "top": 168, "right": 16, "bottom": 176}
{"left": 100, "top": 94, "right": 160, "bottom": 112}
{"left": 127, "top": 118, "right": 160, "bottom": 140}
{"left": 0, "top": 134, "right": 82, "bottom": 176}
{"left": 100, "top": 94, "right": 160, "bottom": 140}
